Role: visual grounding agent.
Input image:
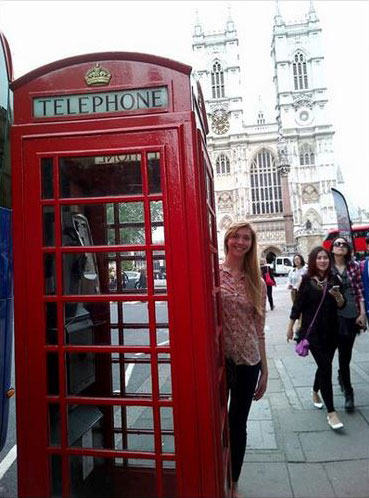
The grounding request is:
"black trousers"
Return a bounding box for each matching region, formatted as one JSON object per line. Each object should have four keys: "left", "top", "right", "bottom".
{"left": 227, "top": 361, "right": 261, "bottom": 482}
{"left": 311, "top": 344, "right": 336, "bottom": 412}
{"left": 337, "top": 316, "right": 357, "bottom": 395}
{"left": 266, "top": 285, "right": 274, "bottom": 309}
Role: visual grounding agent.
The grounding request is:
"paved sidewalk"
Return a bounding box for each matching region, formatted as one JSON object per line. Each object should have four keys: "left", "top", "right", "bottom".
{"left": 239, "top": 281, "right": 369, "bottom": 498}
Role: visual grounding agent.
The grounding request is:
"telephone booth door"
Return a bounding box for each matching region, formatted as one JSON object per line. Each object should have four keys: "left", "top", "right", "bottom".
{"left": 11, "top": 53, "right": 231, "bottom": 498}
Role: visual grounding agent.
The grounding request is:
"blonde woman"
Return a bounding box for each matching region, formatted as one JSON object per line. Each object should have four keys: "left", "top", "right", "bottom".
{"left": 220, "top": 221, "right": 267, "bottom": 498}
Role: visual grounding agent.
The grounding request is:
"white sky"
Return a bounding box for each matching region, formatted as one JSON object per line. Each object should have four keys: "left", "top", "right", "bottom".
{"left": 1, "top": 0, "right": 368, "bottom": 209}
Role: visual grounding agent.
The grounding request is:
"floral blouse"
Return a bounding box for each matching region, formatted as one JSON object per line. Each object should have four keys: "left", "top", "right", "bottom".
{"left": 219, "top": 264, "right": 266, "bottom": 366}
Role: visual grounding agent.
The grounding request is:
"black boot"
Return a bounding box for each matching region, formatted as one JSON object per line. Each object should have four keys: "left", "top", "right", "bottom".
{"left": 345, "top": 391, "right": 355, "bottom": 412}
{"left": 337, "top": 370, "right": 344, "bottom": 393}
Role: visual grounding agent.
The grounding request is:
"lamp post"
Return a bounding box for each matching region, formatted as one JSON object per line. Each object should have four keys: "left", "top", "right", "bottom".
{"left": 276, "top": 127, "right": 296, "bottom": 253}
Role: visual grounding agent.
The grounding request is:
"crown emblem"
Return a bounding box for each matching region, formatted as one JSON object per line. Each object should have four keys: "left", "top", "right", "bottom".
{"left": 85, "top": 63, "right": 111, "bottom": 86}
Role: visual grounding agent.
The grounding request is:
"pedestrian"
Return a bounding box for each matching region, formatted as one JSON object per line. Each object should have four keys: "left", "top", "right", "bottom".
{"left": 219, "top": 221, "right": 267, "bottom": 498}
{"left": 260, "top": 258, "right": 276, "bottom": 310}
{"left": 287, "top": 253, "right": 307, "bottom": 302}
{"left": 330, "top": 236, "right": 367, "bottom": 411}
{"left": 360, "top": 236, "right": 369, "bottom": 321}
{"left": 286, "top": 246, "right": 346, "bottom": 430}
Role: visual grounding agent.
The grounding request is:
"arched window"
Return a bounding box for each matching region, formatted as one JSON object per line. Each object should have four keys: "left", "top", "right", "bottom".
{"left": 211, "top": 61, "right": 225, "bottom": 99}
{"left": 250, "top": 149, "right": 282, "bottom": 215}
{"left": 216, "top": 153, "right": 230, "bottom": 175}
{"left": 257, "top": 111, "right": 265, "bottom": 125}
{"left": 299, "top": 143, "right": 315, "bottom": 165}
{"left": 293, "top": 51, "right": 308, "bottom": 90}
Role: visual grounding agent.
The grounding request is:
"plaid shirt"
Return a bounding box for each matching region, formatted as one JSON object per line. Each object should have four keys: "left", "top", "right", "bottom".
{"left": 334, "top": 260, "right": 364, "bottom": 313}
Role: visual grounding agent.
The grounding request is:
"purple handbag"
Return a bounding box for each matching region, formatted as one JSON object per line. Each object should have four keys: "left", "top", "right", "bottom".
{"left": 295, "top": 283, "right": 327, "bottom": 357}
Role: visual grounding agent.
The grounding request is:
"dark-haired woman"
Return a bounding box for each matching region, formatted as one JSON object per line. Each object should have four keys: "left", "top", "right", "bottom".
{"left": 286, "top": 247, "right": 345, "bottom": 430}
{"left": 287, "top": 253, "right": 307, "bottom": 302}
{"left": 330, "top": 236, "right": 366, "bottom": 412}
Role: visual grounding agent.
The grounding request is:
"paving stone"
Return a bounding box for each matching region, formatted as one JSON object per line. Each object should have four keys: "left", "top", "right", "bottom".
{"left": 247, "top": 420, "right": 277, "bottom": 450}
{"left": 324, "top": 460, "right": 369, "bottom": 497}
{"left": 299, "top": 413, "right": 369, "bottom": 462}
{"left": 288, "top": 463, "right": 335, "bottom": 497}
{"left": 238, "top": 462, "right": 293, "bottom": 498}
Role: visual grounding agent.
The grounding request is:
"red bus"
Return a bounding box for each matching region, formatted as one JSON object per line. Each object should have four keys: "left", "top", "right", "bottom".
{"left": 322, "top": 224, "right": 369, "bottom": 260}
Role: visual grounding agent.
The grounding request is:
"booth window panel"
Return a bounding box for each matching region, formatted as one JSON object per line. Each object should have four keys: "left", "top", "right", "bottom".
{"left": 156, "top": 327, "right": 169, "bottom": 347}
{"left": 158, "top": 354, "right": 172, "bottom": 399}
{"left": 160, "top": 407, "right": 175, "bottom": 454}
{"left": 62, "top": 204, "right": 110, "bottom": 247}
{"left": 65, "top": 352, "right": 152, "bottom": 397}
{"left": 155, "top": 301, "right": 168, "bottom": 326}
{"left": 44, "top": 253, "right": 56, "bottom": 295}
{"left": 46, "top": 302, "right": 58, "bottom": 345}
{"left": 65, "top": 301, "right": 118, "bottom": 346}
{"left": 62, "top": 251, "right": 147, "bottom": 295}
{"left": 50, "top": 455, "right": 62, "bottom": 498}
{"left": 153, "top": 251, "right": 167, "bottom": 294}
{"left": 69, "top": 456, "right": 158, "bottom": 498}
{"left": 42, "top": 206, "right": 55, "bottom": 247}
{"left": 147, "top": 152, "right": 161, "bottom": 193}
{"left": 151, "top": 201, "right": 165, "bottom": 244}
{"left": 48, "top": 404, "right": 61, "bottom": 446}
{"left": 123, "top": 301, "right": 149, "bottom": 325}
{"left": 41, "top": 157, "right": 54, "bottom": 199}
{"left": 107, "top": 252, "right": 147, "bottom": 294}
{"left": 47, "top": 352, "right": 59, "bottom": 395}
{"left": 59, "top": 154, "right": 142, "bottom": 198}
{"left": 162, "top": 462, "right": 178, "bottom": 498}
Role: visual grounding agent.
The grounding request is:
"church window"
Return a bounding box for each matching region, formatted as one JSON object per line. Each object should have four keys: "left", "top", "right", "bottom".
{"left": 299, "top": 143, "right": 315, "bottom": 165}
{"left": 293, "top": 51, "right": 308, "bottom": 90}
{"left": 216, "top": 153, "right": 230, "bottom": 176}
{"left": 250, "top": 149, "right": 282, "bottom": 215}
{"left": 211, "top": 61, "right": 225, "bottom": 98}
{"left": 257, "top": 111, "right": 265, "bottom": 125}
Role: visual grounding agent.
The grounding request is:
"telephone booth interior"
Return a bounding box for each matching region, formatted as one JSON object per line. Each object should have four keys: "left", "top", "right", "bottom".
{"left": 11, "top": 53, "right": 230, "bottom": 497}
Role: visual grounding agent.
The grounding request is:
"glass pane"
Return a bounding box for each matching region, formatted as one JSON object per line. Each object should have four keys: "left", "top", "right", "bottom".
{"left": 47, "top": 353, "right": 59, "bottom": 395}
{"left": 155, "top": 301, "right": 168, "bottom": 325}
{"left": 65, "top": 352, "right": 152, "bottom": 397}
{"left": 147, "top": 152, "right": 161, "bottom": 193}
{"left": 158, "top": 353, "right": 172, "bottom": 399}
{"left": 59, "top": 154, "right": 142, "bottom": 198}
{"left": 123, "top": 301, "right": 149, "bottom": 324}
{"left": 63, "top": 252, "right": 147, "bottom": 295}
{"left": 43, "top": 206, "right": 55, "bottom": 246}
{"left": 44, "top": 253, "right": 56, "bottom": 295}
{"left": 49, "top": 404, "right": 60, "bottom": 446}
{"left": 69, "top": 456, "right": 158, "bottom": 498}
{"left": 151, "top": 201, "right": 164, "bottom": 244}
{"left": 41, "top": 158, "right": 53, "bottom": 199}
{"left": 46, "top": 302, "right": 58, "bottom": 345}
{"left": 153, "top": 251, "right": 167, "bottom": 294}
{"left": 156, "top": 327, "right": 169, "bottom": 347}
{"left": 50, "top": 455, "right": 62, "bottom": 498}
{"left": 161, "top": 407, "right": 175, "bottom": 453}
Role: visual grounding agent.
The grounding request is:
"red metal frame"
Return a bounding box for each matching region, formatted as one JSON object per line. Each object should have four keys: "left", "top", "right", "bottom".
{"left": 11, "top": 53, "right": 230, "bottom": 497}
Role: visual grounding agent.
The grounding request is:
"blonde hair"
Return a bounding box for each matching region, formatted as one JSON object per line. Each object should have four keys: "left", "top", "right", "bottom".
{"left": 224, "top": 221, "right": 263, "bottom": 315}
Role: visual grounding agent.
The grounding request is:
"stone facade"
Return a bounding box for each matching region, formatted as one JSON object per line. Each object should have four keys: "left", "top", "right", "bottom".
{"left": 192, "top": 3, "right": 344, "bottom": 260}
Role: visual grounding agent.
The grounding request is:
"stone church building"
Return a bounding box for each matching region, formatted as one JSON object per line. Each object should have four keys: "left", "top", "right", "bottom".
{"left": 191, "top": 2, "right": 344, "bottom": 260}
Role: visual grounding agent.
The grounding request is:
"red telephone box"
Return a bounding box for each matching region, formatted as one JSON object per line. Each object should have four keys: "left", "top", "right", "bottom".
{"left": 11, "top": 53, "right": 231, "bottom": 497}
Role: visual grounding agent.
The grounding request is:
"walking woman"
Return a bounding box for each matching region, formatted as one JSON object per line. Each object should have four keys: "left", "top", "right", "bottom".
{"left": 220, "top": 221, "right": 267, "bottom": 498}
{"left": 286, "top": 246, "right": 345, "bottom": 430}
{"left": 260, "top": 258, "right": 276, "bottom": 310}
{"left": 330, "top": 236, "right": 367, "bottom": 411}
{"left": 287, "top": 253, "right": 307, "bottom": 303}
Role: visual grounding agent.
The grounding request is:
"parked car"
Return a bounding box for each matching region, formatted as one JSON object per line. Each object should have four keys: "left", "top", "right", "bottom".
{"left": 123, "top": 271, "right": 140, "bottom": 289}
{"left": 272, "top": 256, "right": 293, "bottom": 276}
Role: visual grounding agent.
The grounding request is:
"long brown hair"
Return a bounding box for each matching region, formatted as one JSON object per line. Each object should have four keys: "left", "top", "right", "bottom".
{"left": 224, "top": 221, "right": 263, "bottom": 315}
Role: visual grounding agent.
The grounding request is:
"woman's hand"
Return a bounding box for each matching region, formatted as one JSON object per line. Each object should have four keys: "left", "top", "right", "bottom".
{"left": 254, "top": 371, "right": 267, "bottom": 401}
{"left": 356, "top": 313, "right": 367, "bottom": 330}
{"left": 286, "top": 326, "right": 294, "bottom": 342}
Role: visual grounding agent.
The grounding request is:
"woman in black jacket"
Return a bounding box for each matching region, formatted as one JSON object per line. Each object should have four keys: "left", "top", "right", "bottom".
{"left": 286, "top": 246, "right": 345, "bottom": 430}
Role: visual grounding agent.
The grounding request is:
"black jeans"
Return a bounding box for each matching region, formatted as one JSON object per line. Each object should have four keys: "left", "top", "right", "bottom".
{"left": 311, "top": 344, "right": 336, "bottom": 412}
{"left": 337, "top": 316, "right": 357, "bottom": 395}
{"left": 266, "top": 286, "right": 274, "bottom": 309}
{"left": 227, "top": 360, "right": 261, "bottom": 482}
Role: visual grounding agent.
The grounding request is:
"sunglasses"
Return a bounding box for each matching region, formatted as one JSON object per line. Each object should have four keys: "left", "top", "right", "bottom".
{"left": 333, "top": 241, "right": 349, "bottom": 248}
